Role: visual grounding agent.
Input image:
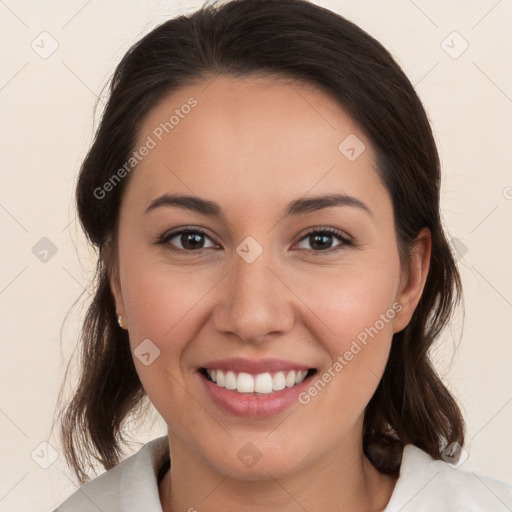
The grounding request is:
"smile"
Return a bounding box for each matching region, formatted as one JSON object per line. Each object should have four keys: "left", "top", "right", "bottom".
{"left": 201, "top": 368, "right": 317, "bottom": 394}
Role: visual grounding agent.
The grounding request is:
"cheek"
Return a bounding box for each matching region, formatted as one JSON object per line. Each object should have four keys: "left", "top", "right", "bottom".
{"left": 302, "top": 261, "right": 400, "bottom": 345}
{"left": 121, "top": 260, "right": 210, "bottom": 343}
{"left": 295, "top": 264, "right": 400, "bottom": 409}
{"left": 338, "top": 281, "right": 397, "bottom": 344}
{"left": 119, "top": 263, "right": 212, "bottom": 421}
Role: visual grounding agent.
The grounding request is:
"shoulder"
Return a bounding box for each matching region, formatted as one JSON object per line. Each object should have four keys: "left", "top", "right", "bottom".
{"left": 384, "top": 443, "right": 512, "bottom": 511}
{"left": 53, "top": 435, "right": 169, "bottom": 512}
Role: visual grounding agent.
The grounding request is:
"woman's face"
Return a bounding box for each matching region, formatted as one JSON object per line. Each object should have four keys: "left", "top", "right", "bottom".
{"left": 109, "top": 74, "right": 429, "bottom": 478}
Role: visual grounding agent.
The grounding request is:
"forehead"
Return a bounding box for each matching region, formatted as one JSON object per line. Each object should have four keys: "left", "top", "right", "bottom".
{"left": 126, "top": 74, "right": 384, "bottom": 217}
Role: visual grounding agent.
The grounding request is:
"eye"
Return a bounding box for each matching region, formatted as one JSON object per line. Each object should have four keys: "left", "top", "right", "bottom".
{"left": 154, "top": 226, "right": 352, "bottom": 255}
{"left": 294, "top": 227, "right": 352, "bottom": 254}
{"left": 155, "top": 227, "right": 218, "bottom": 252}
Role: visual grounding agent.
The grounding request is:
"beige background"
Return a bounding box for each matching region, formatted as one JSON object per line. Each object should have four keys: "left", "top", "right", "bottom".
{"left": 0, "top": 0, "right": 511, "bottom": 510}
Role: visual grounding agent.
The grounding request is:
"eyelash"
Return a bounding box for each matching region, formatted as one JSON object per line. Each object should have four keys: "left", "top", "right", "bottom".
{"left": 153, "top": 225, "right": 353, "bottom": 256}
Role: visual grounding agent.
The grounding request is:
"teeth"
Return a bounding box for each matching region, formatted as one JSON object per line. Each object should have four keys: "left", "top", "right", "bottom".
{"left": 237, "top": 372, "right": 255, "bottom": 393}
{"left": 205, "top": 368, "right": 309, "bottom": 394}
{"left": 273, "top": 371, "right": 286, "bottom": 391}
{"left": 225, "top": 371, "right": 237, "bottom": 390}
{"left": 255, "top": 373, "right": 273, "bottom": 393}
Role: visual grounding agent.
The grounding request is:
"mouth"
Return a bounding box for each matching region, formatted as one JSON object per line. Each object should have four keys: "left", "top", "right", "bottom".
{"left": 198, "top": 367, "right": 318, "bottom": 395}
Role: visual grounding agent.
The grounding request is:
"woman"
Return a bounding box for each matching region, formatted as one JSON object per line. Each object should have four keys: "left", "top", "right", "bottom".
{"left": 53, "top": 0, "right": 512, "bottom": 510}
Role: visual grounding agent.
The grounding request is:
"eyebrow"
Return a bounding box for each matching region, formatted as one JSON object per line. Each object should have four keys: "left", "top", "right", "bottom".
{"left": 145, "top": 193, "right": 373, "bottom": 219}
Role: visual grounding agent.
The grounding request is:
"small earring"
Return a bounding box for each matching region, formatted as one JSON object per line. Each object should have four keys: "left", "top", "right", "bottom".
{"left": 117, "top": 315, "right": 123, "bottom": 329}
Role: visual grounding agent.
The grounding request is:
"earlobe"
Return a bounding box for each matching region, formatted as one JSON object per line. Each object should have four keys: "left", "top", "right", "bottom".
{"left": 102, "top": 243, "right": 126, "bottom": 325}
{"left": 393, "top": 227, "right": 432, "bottom": 333}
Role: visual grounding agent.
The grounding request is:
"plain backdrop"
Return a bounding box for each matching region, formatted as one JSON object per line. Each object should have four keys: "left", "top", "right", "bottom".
{"left": 0, "top": 1, "right": 511, "bottom": 510}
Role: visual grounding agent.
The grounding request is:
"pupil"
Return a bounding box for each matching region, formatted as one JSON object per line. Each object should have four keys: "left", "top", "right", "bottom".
{"left": 311, "top": 233, "right": 331, "bottom": 250}
{"left": 183, "top": 233, "right": 203, "bottom": 250}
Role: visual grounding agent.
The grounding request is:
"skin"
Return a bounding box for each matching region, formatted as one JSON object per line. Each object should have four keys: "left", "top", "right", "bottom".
{"left": 107, "top": 74, "right": 431, "bottom": 512}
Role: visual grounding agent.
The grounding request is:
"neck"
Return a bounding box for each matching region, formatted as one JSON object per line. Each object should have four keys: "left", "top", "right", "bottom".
{"left": 158, "top": 427, "right": 398, "bottom": 512}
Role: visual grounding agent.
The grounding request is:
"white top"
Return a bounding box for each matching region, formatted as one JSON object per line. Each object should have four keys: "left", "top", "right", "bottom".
{"left": 54, "top": 435, "right": 512, "bottom": 511}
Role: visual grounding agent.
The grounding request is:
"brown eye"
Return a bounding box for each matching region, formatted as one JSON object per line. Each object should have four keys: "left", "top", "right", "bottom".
{"left": 159, "top": 228, "right": 217, "bottom": 252}
{"left": 296, "top": 228, "right": 352, "bottom": 253}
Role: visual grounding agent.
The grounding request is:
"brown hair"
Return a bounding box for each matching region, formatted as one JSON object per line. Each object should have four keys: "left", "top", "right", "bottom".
{"left": 53, "top": 0, "right": 465, "bottom": 484}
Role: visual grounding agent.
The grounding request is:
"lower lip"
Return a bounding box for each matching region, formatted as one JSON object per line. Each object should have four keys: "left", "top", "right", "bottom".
{"left": 197, "top": 370, "right": 314, "bottom": 418}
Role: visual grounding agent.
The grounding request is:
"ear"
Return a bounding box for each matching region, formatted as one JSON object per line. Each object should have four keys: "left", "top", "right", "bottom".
{"left": 393, "top": 227, "right": 432, "bottom": 333}
{"left": 103, "top": 242, "right": 127, "bottom": 326}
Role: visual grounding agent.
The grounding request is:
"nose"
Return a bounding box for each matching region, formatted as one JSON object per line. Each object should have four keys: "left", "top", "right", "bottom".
{"left": 213, "top": 243, "right": 295, "bottom": 345}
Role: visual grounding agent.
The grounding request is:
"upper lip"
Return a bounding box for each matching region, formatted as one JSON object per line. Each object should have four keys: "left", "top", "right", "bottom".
{"left": 199, "top": 357, "right": 313, "bottom": 374}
